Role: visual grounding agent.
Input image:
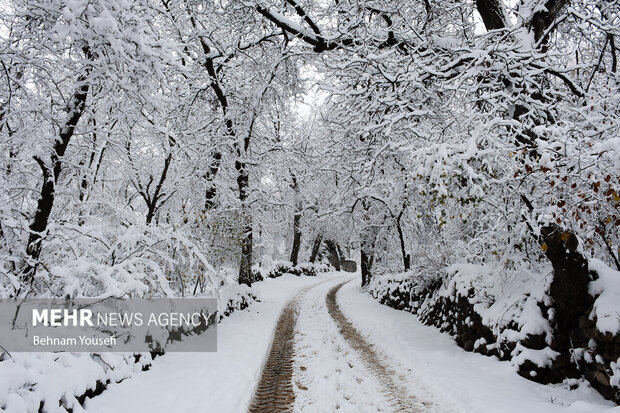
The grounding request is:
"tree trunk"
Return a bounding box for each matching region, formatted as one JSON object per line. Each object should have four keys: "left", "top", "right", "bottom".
{"left": 236, "top": 158, "right": 253, "bottom": 286}
{"left": 290, "top": 211, "right": 302, "bottom": 266}
{"left": 145, "top": 202, "right": 157, "bottom": 225}
{"left": 325, "top": 240, "right": 341, "bottom": 270}
{"left": 204, "top": 149, "right": 222, "bottom": 210}
{"left": 396, "top": 216, "right": 410, "bottom": 271}
{"left": 142, "top": 139, "right": 174, "bottom": 225}
{"left": 289, "top": 173, "right": 302, "bottom": 266}
{"left": 360, "top": 227, "right": 377, "bottom": 287}
{"left": 309, "top": 235, "right": 322, "bottom": 263}
{"left": 24, "top": 58, "right": 91, "bottom": 283}
{"left": 360, "top": 248, "right": 374, "bottom": 287}
{"left": 79, "top": 118, "right": 103, "bottom": 203}
{"left": 359, "top": 199, "right": 378, "bottom": 287}
{"left": 238, "top": 218, "right": 253, "bottom": 286}
{"left": 475, "top": 0, "right": 507, "bottom": 31}
{"left": 541, "top": 225, "right": 592, "bottom": 374}
{"left": 187, "top": 14, "right": 228, "bottom": 212}
{"left": 475, "top": 3, "right": 592, "bottom": 364}
{"left": 337, "top": 244, "right": 346, "bottom": 264}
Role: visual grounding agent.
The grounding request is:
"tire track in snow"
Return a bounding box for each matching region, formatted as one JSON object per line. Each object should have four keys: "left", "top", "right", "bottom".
{"left": 326, "top": 281, "right": 431, "bottom": 413}
{"left": 248, "top": 278, "right": 334, "bottom": 413}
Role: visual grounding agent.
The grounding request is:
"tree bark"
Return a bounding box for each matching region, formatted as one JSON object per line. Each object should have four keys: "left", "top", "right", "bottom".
{"left": 238, "top": 222, "right": 253, "bottom": 286}
{"left": 187, "top": 12, "right": 227, "bottom": 212}
{"left": 145, "top": 148, "right": 173, "bottom": 225}
{"left": 360, "top": 248, "right": 373, "bottom": 287}
{"left": 289, "top": 173, "right": 302, "bottom": 266}
{"left": 337, "top": 244, "right": 346, "bottom": 266}
{"left": 79, "top": 119, "right": 97, "bottom": 203}
{"left": 290, "top": 212, "right": 302, "bottom": 266}
{"left": 204, "top": 150, "right": 222, "bottom": 210}
{"left": 541, "top": 224, "right": 592, "bottom": 376}
{"left": 129, "top": 132, "right": 176, "bottom": 226}
{"left": 325, "top": 240, "right": 341, "bottom": 271}
{"left": 235, "top": 109, "right": 253, "bottom": 285}
{"left": 359, "top": 199, "right": 378, "bottom": 287}
{"left": 24, "top": 53, "right": 91, "bottom": 281}
{"left": 396, "top": 218, "right": 410, "bottom": 271}
{"left": 475, "top": 0, "right": 507, "bottom": 31}
{"left": 529, "top": 0, "right": 568, "bottom": 47}
{"left": 395, "top": 198, "right": 410, "bottom": 271}
{"left": 309, "top": 235, "right": 322, "bottom": 263}
{"left": 360, "top": 226, "right": 377, "bottom": 287}
{"left": 236, "top": 163, "right": 253, "bottom": 286}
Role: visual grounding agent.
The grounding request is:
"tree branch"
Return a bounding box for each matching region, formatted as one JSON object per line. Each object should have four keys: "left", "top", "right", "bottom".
{"left": 476, "top": 0, "right": 507, "bottom": 31}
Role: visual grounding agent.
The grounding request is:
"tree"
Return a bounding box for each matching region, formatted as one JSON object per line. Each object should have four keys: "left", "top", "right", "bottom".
{"left": 250, "top": 0, "right": 618, "bottom": 285}
{"left": 1, "top": 0, "right": 183, "bottom": 292}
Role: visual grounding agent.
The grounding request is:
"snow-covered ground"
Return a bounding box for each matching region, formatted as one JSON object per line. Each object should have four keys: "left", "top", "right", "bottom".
{"left": 84, "top": 273, "right": 337, "bottom": 413}
{"left": 83, "top": 272, "right": 619, "bottom": 413}
{"left": 293, "top": 276, "right": 398, "bottom": 412}
{"left": 337, "top": 280, "right": 619, "bottom": 413}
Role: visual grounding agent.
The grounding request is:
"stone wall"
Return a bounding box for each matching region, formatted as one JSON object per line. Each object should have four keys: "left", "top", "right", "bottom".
{"left": 368, "top": 265, "right": 620, "bottom": 403}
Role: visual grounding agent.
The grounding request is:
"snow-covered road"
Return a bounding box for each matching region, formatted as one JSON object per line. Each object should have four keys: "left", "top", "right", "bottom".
{"left": 293, "top": 277, "right": 400, "bottom": 412}
{"left": 293, "top": 278, "right": 442, "bottom": 412}
{"left": 84, "top": 272, "right": 618, "bottom": 413}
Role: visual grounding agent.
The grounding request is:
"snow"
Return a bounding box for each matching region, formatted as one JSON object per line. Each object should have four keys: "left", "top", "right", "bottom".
{"left": 511, "top": 343, "right": 559, "bottom": 369}
{"left": 293, "top": 276, "right": 398, "bottom": 412}
{"left": 539, "top": 152, "right": 553, "bottom": 169}
{"left": 420, "top": 263, "right": 556, "bottom": 349}
{"left": 83, "top": 273, "right": 336, "bottom": 413}
{"left": 589, "top": 259, "right": 620, "bottom": 335}
{"left": 90, "top": 9, "right": 119, "bottom": 34}
{"left": 0, "top": 352, "right": 152, "bottom": 413}
{"left": 0, "top": 268, "right": 254, "bottom": 412}
{"left": 591, "top": 138, "right": 620, "bottom": 171}
{"left": 338, "top": 280, "right": 619, "bottom": 413}
{"left": 77, "top": 273, "right": 618, "bottom": 412}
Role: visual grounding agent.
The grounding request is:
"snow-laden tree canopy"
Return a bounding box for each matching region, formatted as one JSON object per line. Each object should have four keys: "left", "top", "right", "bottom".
{"left": 0, "top": 0, "right": 617, "bottom": 298}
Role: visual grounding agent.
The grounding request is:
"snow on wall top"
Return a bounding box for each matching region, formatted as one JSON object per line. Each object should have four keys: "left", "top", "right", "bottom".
{"left": 589, "top": 259, "right": 620, "bottom": 335}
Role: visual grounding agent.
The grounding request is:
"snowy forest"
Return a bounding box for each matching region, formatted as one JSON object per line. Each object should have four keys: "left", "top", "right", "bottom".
{"left": 0, "top": 0, "right": 619, "bottom": 412}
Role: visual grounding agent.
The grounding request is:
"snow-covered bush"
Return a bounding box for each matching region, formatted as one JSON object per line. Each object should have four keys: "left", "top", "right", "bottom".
{"left": 0, "top": 201, "right": 234, "bottom": 298}
{"left": 0, "top": 273, "right": 256, "bottom": 412}
{"left": 252, "top": 260, "right": 329, "bottom": 281}
{"left": 0, "top": 352, "right": 154, "bottom": 413}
